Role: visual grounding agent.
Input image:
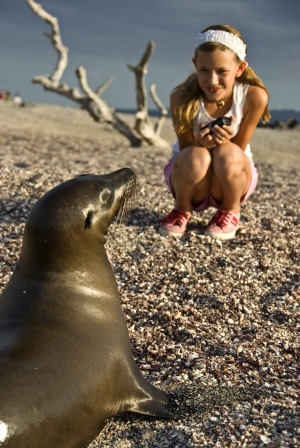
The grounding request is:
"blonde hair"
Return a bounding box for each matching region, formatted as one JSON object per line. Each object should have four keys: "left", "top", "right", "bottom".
{"left": 172, "top": 24, "right": 271, "bottom": 134}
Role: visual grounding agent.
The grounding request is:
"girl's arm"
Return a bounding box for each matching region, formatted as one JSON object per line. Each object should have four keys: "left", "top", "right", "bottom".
{"left": 170, "top": 90, "right": 195, "bottom": 150}
{"left": 177, "top": 130, "right": 195, "bottom": 150}
{"left": 231, "top": 85, "right": 269, "bottom": 150}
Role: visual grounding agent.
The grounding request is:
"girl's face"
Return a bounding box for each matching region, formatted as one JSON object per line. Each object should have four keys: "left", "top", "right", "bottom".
{"left": 193, "top": 48, "right": 246, "bottom": 102}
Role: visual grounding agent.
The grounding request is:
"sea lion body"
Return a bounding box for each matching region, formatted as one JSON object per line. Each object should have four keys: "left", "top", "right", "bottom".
{"left": 0, "top": 169, "right": 171, "bottom": 448}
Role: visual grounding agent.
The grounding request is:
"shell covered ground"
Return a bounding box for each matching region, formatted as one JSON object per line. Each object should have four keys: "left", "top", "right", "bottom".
{"left": 0, "top": 110, "right": 299, "bottom": 447}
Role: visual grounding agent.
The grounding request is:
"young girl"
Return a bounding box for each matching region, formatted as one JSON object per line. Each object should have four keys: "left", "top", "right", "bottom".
{"left": 159, "top": 24, "right": 270, "bottom": 239}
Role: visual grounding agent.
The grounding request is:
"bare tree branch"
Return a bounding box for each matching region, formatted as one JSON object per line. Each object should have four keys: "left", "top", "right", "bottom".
{"left": 27, "top": 0, "right": 68, "bottom": 84}
{"left": 127, "top": 42, "right": 170, "bottom": 148}
{"left": 95, "top": 76, "right": 115, "bottom": 97}
{"left": 128, "top": 41, "right": 154, "bottom": 113}
{"left": 27, "top": 0, "right": 141, "bottom": 146}
{"left": 27, "top": 1, "right": 169, "bottom": 147}
{"left": 76, "top": 66, "right": 113, "bottom": 122}
{"left": 150, "top": 84, "right": 168, "bottom": 117}
{"left": 150, "top": 84, "right": 168, "bottom": 135}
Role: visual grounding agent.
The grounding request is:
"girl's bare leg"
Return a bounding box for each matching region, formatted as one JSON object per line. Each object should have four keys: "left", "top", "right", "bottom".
{"left": 210, "top": 143, "right": 252, "bottom": 213}
{"left": 170, "top": 146, "right": 212, "bottom": 212}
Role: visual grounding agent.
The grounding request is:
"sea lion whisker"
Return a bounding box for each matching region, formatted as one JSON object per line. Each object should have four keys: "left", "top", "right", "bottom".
{"left": 115, "top": 178, "right": 137, "bottom": 225}
{"left": 117, "top": 196, "right": 130, "bottom": 225}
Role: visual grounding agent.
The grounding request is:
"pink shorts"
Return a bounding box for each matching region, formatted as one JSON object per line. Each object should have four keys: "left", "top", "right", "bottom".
{"left": 163, "top": 156, "right": 258, "bottom": 211}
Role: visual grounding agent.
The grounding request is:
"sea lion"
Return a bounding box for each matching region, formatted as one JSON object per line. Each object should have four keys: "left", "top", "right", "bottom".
{"left": 0, "top": 169, "right": 172, "bottom": 448}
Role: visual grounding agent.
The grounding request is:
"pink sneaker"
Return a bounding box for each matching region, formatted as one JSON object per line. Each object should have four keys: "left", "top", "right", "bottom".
{"left": 159, "top": 209, "right": 191, "bottom": 237}
{"left": 205, "top": 209, "right": 240, "bottom": 240}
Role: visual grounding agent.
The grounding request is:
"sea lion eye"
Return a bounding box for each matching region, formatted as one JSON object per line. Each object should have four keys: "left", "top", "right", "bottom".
{"left": 84, "top": 210, "right": 94, "bottom": 229}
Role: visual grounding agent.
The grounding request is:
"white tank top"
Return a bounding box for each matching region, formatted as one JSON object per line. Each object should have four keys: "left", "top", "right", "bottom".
{"left": 172, "top": 82, "right": 253, "bottom": 159}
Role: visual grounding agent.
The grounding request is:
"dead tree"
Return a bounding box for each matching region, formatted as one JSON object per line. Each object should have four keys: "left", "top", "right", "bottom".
{"left": 128, "top": 41, "right": 169, "bottom": 148}
{"left": 26, "top": 0, "right": 170, "bottom": 148}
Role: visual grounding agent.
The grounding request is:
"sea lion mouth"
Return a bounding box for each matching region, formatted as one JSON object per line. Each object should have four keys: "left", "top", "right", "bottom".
{"left": 115, "top": 176, "right": 138, "bottom": 225}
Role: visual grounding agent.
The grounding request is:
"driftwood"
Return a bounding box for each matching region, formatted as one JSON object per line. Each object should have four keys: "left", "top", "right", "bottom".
{"left": 26, "top": 0, "right": 170, "bottom": 148}
{"left": 128, "top": 41, "right": 169, "bottom": 147}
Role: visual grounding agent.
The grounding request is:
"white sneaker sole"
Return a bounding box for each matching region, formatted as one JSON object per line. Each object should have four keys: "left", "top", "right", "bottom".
{"left": 158, "top": 227, "right": 184, "bottom": 237}
{"left": 204, "top": 226, "right": 239, "bottom": 240}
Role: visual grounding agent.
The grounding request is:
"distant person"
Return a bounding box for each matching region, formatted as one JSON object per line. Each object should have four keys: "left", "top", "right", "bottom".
{"left": 159, "top": 24, "right": 270, "bottom": 239}
{"left": 0, "top": 90, "right": 10, "bottom": 101}
{"left": 13, "top": 93, "right": 23, "bottom": 105}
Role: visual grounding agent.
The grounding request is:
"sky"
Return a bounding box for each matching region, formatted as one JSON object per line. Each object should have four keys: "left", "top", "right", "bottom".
{"left": 1, "top": 0, "right": 300, "bottom": 112}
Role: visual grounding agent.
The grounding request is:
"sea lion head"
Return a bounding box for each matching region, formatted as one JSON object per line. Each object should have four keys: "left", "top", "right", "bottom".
{"left": 19, "top": 168, "right": 137, "bottom": 270}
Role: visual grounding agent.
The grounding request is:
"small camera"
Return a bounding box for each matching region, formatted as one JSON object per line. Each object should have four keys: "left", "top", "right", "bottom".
{"left": 205, "top": 116, "right": 232, "bottom": 129}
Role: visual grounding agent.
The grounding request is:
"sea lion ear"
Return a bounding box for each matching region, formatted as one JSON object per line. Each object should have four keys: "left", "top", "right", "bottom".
{"left": 99, "top": 188, "right": 111, "bottom": 204}
{"left": 84, "top": 210, "right": 94, "bottom": 229}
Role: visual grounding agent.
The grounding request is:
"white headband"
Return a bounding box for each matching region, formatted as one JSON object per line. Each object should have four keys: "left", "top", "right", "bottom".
{"left": 194, "top": 30, "right": 247, "bottom": 61}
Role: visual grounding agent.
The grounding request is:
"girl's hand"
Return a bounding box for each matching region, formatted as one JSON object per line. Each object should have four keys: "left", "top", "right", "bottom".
{"left": 196, "top": 122, "right": 234, "bottom": 148}
{"left": 209, "top": 124, "right": 234, "bottom": 146}
{"left": 196, "top": 124, "right": 217, "bottom": 149}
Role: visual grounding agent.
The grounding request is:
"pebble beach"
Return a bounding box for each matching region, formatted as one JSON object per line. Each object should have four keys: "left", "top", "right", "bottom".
{"left": 0, "top": 102, "right": 299, "bottom": 447}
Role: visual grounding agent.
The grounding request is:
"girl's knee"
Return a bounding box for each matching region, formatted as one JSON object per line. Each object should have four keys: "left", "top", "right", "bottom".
{"left": 178, "top": 145, "right": 211, "bottom": 169}
{"left": 213, "top": 144, "right": 246, "bottom": 173}
{"left": 214, "top": 142, "right": 241, "bottom": 159}
{"left": 172, "top": 146, "right": 211, "bottom": 184}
